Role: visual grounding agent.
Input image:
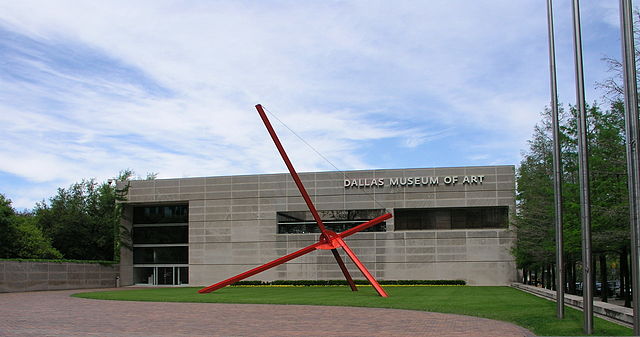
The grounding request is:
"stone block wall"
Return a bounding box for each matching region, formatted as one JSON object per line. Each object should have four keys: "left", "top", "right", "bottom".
{"left": 0, "top": 261, "right": 119, "bottom": 293}
{"left": 122, "top": 165, "right": 516, "bottom": 286}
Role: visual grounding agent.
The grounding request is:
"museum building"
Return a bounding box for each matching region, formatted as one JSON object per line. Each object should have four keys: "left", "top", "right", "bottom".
{"left": 119, "top": 165, "right": 517, "bottom": 287}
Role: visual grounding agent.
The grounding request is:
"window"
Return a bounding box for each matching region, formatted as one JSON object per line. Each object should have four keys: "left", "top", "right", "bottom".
{"left": 277, "top": 209, "right": 387, "bottom": 234}
{"left": 132, "top": 204, "right": 189, "bottom": 285}
{"left": 133, "top": 246, "right": 188, "bottom": 264}
{"left": 133, "top": 205, "right": 188, "bottom": 224}
{"left": 133, "top": 226, "right": 188, "bottom": 244}
{"left": 394, "top": 207, "right": 508, "bottom": 230}
{"left": 134, "top": 266, "right": 189, "bottom": 285}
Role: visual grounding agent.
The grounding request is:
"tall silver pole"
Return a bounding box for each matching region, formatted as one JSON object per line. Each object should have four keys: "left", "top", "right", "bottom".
{"left": 546, "top": 0, "right": 565, "bottom": 320}
{"left": 619, "top": 0, "right": 640, "bottom": 334}
{"left": 571, "top": 0, "right": 593, "bottom": 334}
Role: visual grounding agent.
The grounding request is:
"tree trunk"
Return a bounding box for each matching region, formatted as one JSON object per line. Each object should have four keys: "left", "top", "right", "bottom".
{"left": 551, "top": 263, "right": 556, "bottom": 291}
{"left": 534, "top": 269, "right": 538, "bottom": 287}
{"left": 563, "top": 261, "right": 568, "bottom": 292}
{"left": 622, "top": 248, "right": 631, "bottom": 307}
{"left": 569, "top": 260, "right": 577, "bottom": 295}
{"left": 600, "top": 253, "right": 608, "bottom": 302}
{"left": 619, "top": 247, "right": 627, "bottom": 299}
{"left": 592, "top": 258, "right": 597, "bottom": 299}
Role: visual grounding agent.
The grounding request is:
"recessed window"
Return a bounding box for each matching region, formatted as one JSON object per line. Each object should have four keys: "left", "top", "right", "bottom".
{"left": 132, "top": 204, "right": 189, "bottom": 285}
{"left": 133, "top": 205, "right": 188, "bottom": 224}
{"left": 133, "top": 226, "right": 188, "bottom": 244}
{"left": 394, "top": 207, "right": 508, "bottom": 230}
{"left": 133, "top": 246, "right": 188, "bottom": 264}
{"left": 277, "top": 209, "right": 387, "bottom": 234}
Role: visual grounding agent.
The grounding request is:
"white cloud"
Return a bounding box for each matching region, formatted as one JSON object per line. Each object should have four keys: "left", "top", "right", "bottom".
{"left": 0, "top": 0, "right": 624, "bottom": 208}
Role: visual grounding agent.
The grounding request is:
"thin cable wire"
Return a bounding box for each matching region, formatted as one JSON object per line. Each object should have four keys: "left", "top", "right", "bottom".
{"left": 262, "top": 105, "right": 387, "bottom": 210}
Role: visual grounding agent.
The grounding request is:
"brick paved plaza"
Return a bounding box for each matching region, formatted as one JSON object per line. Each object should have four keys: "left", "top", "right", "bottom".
{"left": 0, "top": 289, "right": 535, "bottom": 336}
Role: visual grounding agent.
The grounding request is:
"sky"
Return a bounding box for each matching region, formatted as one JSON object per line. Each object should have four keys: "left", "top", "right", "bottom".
{"left": 0, "top": 0, "right": 627, "bottom": 210}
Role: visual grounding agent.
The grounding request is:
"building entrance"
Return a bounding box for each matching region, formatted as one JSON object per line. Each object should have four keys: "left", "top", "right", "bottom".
{"left": 134, "top": 266, "right": 188, "bottom": 285}
{"left": 131, "top": 204, "right": 189, "bottom": 286}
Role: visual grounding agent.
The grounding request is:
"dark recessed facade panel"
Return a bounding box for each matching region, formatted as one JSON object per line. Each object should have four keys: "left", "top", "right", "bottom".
{"left": 394, "top": 207, "right": 509, "bottom": 230}
{"left": 277, "top": 209, "right": 386, "bottom": 234}
{"left": 133, "top": 205, "right": 188, "bottom": 224}
{"left": 133, "top": 226, "right": 188, "bottom": 244}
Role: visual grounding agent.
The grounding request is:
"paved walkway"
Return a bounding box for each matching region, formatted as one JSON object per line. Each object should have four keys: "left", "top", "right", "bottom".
{"left": 0, "top": 289, "right": 535, "bottom": 337}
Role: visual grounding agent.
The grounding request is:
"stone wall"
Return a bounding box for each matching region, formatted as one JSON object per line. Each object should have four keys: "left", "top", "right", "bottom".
{"left": 122, "top": 165, "right": 516, "bottom": 286}
{"left": 0, "top": 261, "right": 119, "bottom": 293}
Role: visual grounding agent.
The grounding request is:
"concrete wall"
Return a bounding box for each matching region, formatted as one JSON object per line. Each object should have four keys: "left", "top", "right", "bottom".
{"left": 0, "top": 261, "right": 119, "bottom": 293}
{"left": 123, "top": 165, "right": 516, "bottom": 286}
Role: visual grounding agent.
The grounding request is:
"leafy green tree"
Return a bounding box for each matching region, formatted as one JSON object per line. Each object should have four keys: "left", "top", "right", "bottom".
{"left": 0, "top": 194, "right": 61, "bottom": 259}
{"left": 513, "top": 102, "right": 630, "bottom": 296}
{"left": 512, "top": 108, "right": 564, "bottom": 287}
{"left": 0, "top": 194, "right": 18, "bottom": 258}
{"left": 11, "top": 214, "right": 63, "bottom": 259}
{"left": 588, "top": 103, "right": 629, "bottom": 254}
{"left": 34, "top": 171, "right": 130, "bottom": 261}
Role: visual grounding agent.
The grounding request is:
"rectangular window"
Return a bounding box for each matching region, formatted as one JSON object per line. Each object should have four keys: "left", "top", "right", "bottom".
{"left": 133, "top": 205, "right": 188, "bottom": 224}
{"left": 133, "top": 226, "right": 188, "bottom": 244}
{"left": 394, "top": 207, "right": 509, "bottom": 230}
{"left": 133, "top": 267, "right": 154, "bottom": 284}
{"left": 131, "top": 203, "right": 189, "bottom": 285}
{"left": 277, "top": 209, "right": 387, "bottom": 234}
{"left": 133, "top": 246, "right": 188, "bottom": 264}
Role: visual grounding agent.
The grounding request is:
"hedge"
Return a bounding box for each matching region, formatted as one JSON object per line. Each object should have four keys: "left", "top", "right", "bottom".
{"left": 0, "top": 258, "right": 117, "bottom": 266}
{"left": 231, "top": 280, "right": 465, "bottom": 286}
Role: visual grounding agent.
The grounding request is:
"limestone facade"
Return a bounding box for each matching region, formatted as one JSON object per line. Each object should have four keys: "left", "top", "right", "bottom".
{"left": 120, "top": 165, "right": 516, "bottom": 286}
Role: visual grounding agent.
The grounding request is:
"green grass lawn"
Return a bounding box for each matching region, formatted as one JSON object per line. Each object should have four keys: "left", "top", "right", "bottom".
{"left": 73, "top": 286, "right": 632, "bottom": 336}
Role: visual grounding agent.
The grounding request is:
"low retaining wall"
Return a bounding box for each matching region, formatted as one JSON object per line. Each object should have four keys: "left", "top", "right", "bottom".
{"left": 511, "top": 282, "right": 633, "bottom": 327}
{"left": 0, "top": 260, "right": 119, "bottom": 293}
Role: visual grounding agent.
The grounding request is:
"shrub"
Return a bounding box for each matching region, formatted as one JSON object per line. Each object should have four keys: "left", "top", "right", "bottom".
{"left": 232, "top": 279, "right": 466, "bottom": 286}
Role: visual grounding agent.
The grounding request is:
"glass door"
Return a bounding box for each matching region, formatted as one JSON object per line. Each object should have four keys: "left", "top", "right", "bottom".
{"left": 157, "top": 267, "right": 174, "bottom": 285}
{"left": 134, "top": 266, "right": 188, "bottom": 285}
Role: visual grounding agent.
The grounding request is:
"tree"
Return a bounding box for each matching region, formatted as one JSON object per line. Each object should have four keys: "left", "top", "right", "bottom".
{"left": 0, "top": 194, "right": 18, "bottom": 258}
{"left": 34, "top": 172, "right": 130, "bottom": 261}
{"left": 512, "top": 112, "right": 555, "bottom": 272}
{"left": 0, "top": 194, "right": 61, "bottom": 259}
{"left": 597, "top": 10, "right": 640, "bottom": 103}
{"left": 513, "top": 102, "right": 630, "bottom": 298}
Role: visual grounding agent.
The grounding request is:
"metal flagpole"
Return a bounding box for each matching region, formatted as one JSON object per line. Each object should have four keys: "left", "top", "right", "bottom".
{"left": 570, "top": 0, "right": 594, "bottom": 333}
{"left": 546, "top": 0, "right": 565, "bottom": 319}
{"left": 619, "top": 0, "right": 640, "bottom": 334}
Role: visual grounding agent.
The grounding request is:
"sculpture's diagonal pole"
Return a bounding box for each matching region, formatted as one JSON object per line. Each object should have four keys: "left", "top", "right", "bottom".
{"left": 255, "top": 103, "right": 357, "bottom": 289}
{"left": 339, "top": 214, "right": 392, "bottom": 238}
{"left": 255, "top": 104, "right": 329, "bottom": 235}
{"left": 331, "top": 249, "right": 358, "bottom": 291}
{"left": 198, "top": 104, "right": 392, "bottom": 296}
{"left": 198, "top": 213, "right": 392, "bottom": 294}
{"left": 198, "top": 241, "right": 323, "bottom": 293}
{"left": 336, "top": 236, "right": 388, "bottom": 297}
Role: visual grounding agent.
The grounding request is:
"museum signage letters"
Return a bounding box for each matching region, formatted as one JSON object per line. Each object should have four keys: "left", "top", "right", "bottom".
{"left": 343, "top": 175, "right": 485, "bottom": 188}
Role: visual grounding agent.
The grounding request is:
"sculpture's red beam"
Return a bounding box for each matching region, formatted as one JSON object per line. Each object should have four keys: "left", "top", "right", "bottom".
{"left": 255, "top": 104, "right": 328, "bottom": 234}
{"left": 198, "top": 213, "right": 391, "bottom": 294}
{"left": 198, "top": 104, "right": 391, "bottom": 297}
{"left": 255, "top": 103, "right": 358, "bottom": 290}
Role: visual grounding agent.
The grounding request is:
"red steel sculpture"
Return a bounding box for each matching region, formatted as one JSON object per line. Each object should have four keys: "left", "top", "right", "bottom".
{"left": 198, "top": 104, "right": 392, "bottom": 297}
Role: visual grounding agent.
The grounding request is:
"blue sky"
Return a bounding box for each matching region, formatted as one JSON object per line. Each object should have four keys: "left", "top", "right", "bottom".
{"left": 0, "top": 0, "right": 626, "bottom": 209}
